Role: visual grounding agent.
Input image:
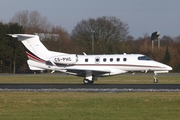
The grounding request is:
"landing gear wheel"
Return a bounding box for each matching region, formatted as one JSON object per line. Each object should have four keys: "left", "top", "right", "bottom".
{"left": 154, "top": 78, "right": 158, "bottom": 83}
{"left": 83, "top": 79, "right": 89, "bottom": 84}
{"left": 83, "top": 79, "right": 94, "bottom": 84}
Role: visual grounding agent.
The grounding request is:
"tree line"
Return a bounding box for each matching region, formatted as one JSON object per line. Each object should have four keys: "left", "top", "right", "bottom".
{"left": 0, "top": 10, "right": 180, "bottom": 73}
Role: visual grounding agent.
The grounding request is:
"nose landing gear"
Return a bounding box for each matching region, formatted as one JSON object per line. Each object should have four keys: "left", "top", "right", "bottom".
{"left": 153, "top": 73, "right": 158, "bottom": 83}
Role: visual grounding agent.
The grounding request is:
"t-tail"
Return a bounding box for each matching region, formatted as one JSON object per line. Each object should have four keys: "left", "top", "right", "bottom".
{"left": 8, "top": 34, "right": 68, "bottom": 70}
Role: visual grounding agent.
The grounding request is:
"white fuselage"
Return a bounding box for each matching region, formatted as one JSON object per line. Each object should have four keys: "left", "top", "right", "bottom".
{"left": 28, "top": 53, "right": 172, "bottom": 77}
{"left": 9, "top": 34, "right": 172, "bottom": 84}
{"left": 65, "top": 54, "right": 171, "bottom": 75}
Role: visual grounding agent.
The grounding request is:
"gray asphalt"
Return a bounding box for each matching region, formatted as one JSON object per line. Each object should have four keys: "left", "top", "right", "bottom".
{"left": 0, "top": 84, "right": 179, "bottom": 92}
{"left": 0, "top": 73, "right": 179, "bottom": 92}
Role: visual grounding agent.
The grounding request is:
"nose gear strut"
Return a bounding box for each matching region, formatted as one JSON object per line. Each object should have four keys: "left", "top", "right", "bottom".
{"left": 153, "top": 72, "right": 158, "bottom": 83}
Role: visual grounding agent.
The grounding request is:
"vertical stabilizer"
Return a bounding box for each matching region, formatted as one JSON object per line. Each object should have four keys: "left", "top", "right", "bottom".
{"left": 8, "top": 34, "right": 54, "bottom": 60}
{"left": 8, "top": 34, "right": 69, "bottom": 70}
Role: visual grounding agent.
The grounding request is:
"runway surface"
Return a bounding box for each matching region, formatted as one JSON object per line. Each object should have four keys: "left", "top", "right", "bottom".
{"left": 0, "top": 73, "right": 179, "bottom": 92}
{"left": 0, "top": 84, "right": 180, "bottom": 92}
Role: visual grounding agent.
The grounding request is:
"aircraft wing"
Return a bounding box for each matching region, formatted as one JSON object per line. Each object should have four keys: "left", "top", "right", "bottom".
{"left": 63, "top": 67, "right": 127, "bottom": 77}
{"left": 63, "top": 67, "right": 110, "bottom": 76}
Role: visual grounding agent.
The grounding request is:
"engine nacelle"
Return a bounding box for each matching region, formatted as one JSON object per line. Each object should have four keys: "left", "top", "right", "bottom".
{"left": 50, "top": 54, "right": 78, "bottom": 65}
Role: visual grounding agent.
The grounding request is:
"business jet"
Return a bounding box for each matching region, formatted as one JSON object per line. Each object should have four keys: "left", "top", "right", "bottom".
{"left": 8, "top": 34, "right": 172, "bottom": 84}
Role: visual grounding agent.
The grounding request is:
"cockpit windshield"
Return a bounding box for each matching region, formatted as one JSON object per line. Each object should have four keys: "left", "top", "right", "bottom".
{"left": 138, "top": 56, "right": 152, "bottom": 60}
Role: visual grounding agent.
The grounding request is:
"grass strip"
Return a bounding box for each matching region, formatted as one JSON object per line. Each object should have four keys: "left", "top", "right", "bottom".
{"left": 0, "top": 73, "right": 179, "bottom": 84}
{"left": 0, "top": 92, "right": 179, "bottom": 120}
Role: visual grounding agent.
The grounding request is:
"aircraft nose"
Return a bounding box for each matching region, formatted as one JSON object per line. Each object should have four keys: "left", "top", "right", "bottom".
{"left": 164, "top": 65, "right": 172, "bottom": 71}
{"left": 167, "top": 66, "right": 172, "bottom": 71}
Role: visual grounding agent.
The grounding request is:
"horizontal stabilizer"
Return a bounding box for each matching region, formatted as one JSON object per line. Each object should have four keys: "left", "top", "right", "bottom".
{"left": 7, "top": 34, "right": 36, "bottom": 41}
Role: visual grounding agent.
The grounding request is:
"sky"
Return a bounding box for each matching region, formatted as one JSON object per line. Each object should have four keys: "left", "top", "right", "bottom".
{"left": 0, "top": 0, "right": 180, "bottom": 39}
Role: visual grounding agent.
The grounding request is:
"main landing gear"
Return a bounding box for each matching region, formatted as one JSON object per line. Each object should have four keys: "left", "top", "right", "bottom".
{"left": 83, "top": 79, "right": 94, "bottom": 84}
{"left": 83, "top": 72, "right": 96, "bottom": 84}
{"left": 153, "top": 73, "right": 158, "bottom": 83}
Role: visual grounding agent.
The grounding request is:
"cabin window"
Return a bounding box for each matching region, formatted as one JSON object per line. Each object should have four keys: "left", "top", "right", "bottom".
{"left": 123, "top": 58, "right": 127, "bottom": 62}
{"left": 116, "top": 58, "right": 120, "bottom": 62}
{"left": 103, "top": 58, "right": 106, "bottom": 62}
{"left": 110, "top": 58, "right": 113, "bottom": 62}
{"left": 96, "top": 58, "right": 99, "bottom": 62}
{"left": 95, "top": 57, "right": 100, "bottom": 63}
{"left": 85, "top": 58, "right": 88, "bottom": 62}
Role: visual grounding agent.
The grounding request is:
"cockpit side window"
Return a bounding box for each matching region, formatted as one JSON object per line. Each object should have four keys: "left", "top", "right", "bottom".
{"left": 138, "top": 56, "right": 152, "bottom": 60}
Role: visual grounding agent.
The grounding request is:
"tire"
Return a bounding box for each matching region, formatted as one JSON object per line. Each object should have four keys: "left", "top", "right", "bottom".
{"left": 83, "top": 79, "right": 89, "bottom": 84}
{"left": 154, "top": 78, "right": 158, "bottom": 83}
